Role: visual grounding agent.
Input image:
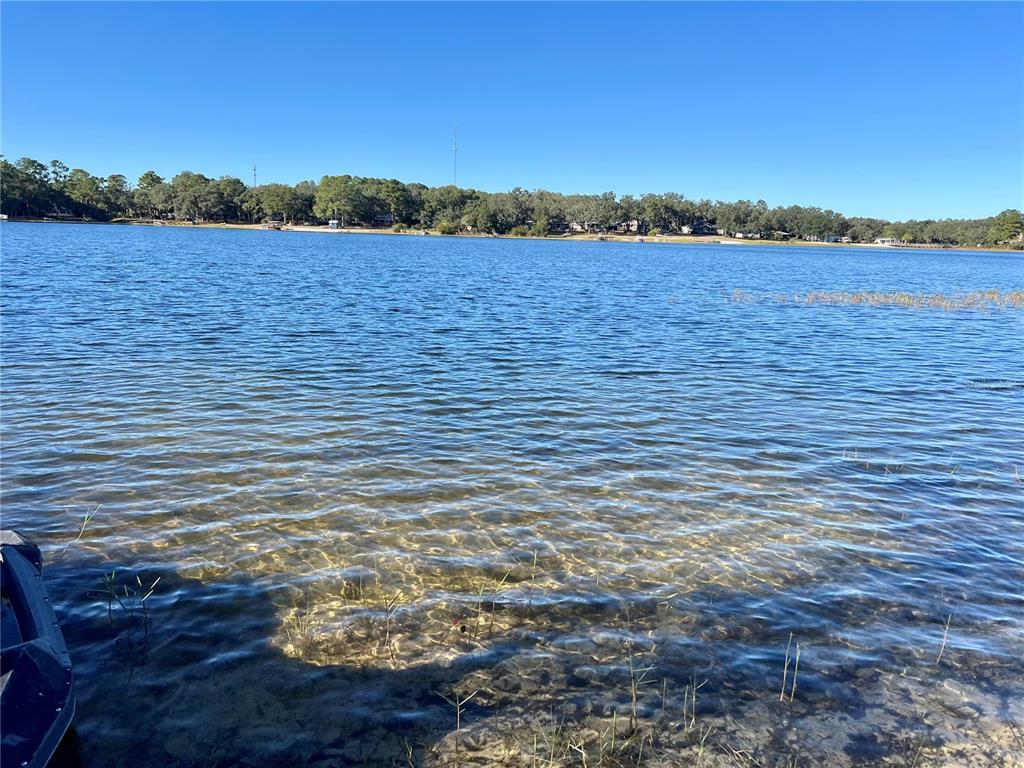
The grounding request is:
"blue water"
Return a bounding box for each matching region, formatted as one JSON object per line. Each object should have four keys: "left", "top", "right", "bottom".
{"left": 2, "top": 222, "right": 1022, "bottom": 766}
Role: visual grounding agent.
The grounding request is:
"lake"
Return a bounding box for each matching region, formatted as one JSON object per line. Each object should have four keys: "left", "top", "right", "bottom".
{"left": 2, "top": 221, "right": 1022, "bottom": 767}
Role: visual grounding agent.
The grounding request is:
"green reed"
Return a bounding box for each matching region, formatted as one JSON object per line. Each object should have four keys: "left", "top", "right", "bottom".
{"left": 527, "top": 548, "right": 540, "bottom": 612}
{"left": 382, "top": 590, "right": 402, "bottom": 659}
{"left": 282, "top": 591, "right": 316, "bottom": 653}
{"left": 95, "top": 570, "right": 161, "bottom": 677}
{"left": 683, "top": 674, "right": 705, "bottom": 731}
{"left": 473, "top": 569, "right": 510, "bottom": 641}
{"left": 779, "top": 634, "right": 802, "bottom": 703}
{"left": 625, "top": 642, "right": 656, "bottom": 732}
{"left": 936, "top": 612, "right": 953, "bottom": 663}
{"left": 58, "top": 504, "right": 101, "bottom": 560}
{"left": 436, "top": 687, "right": 478, "bottom": 764}
{"left": 789, "top": 644, "right": 802, "bottom": 702}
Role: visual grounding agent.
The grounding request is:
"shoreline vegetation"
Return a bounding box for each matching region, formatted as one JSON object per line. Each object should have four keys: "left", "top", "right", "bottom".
{"left": 2, "top": 156, "right": 1022, "bottom": 250}
{"left": 5, "top": 216, "right": 1022, "bottom": 254}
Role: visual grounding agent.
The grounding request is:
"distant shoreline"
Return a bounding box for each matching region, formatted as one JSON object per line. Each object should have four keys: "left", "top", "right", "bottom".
{"left": 3, "top": 217, "right": 1019, "bottom": 254}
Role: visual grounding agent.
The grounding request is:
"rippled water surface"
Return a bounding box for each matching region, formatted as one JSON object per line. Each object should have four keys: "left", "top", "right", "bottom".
{"left": 2, "top": 222, "right": 1023, "bottom": 767}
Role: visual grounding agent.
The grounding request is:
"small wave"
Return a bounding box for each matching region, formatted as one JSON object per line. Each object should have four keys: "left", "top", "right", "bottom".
{"left": 594, "top": 369, "right": 689, "bottom": 378}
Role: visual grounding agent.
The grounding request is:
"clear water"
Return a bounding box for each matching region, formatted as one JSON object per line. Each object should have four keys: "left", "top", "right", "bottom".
{"left": 2, "top": 222, "right": 1022, "bottom": 767}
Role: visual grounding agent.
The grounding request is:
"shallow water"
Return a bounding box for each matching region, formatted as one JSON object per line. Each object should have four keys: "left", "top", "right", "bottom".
{"left": 2, "top": 222, "right": 1022, "bottom": 767}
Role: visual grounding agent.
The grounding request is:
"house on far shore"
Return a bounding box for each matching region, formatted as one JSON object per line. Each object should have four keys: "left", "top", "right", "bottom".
{"left": 874, "top": 237, "right": 900, "bottom": 245}
{"left": 44, "top": 210, "right": 83, "bottom": 221}
{"left": 328, "top": 219, "right": 340, "bottom": 229}
{"left": 609, "top": 219, "right": 642, "bottom": 233}
{"left": 373, "top": 213, "right": 394, "bottom": 227}
{"left": 681, "top": 220, "right": 717, "bottom": 235}
{"left": 840, "top": 236, "right": 853, "bottom": 243}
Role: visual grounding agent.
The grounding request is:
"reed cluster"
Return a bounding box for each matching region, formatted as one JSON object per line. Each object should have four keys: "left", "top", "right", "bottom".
{"left": 731, "top": 288, "right": 1024, "bottom": 310}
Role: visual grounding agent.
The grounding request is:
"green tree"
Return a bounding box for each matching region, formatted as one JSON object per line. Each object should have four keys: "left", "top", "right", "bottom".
{"left": 488, "top": 188, "right": 531, "bottom": 233}
{"left": 217, "top": 176, "right": 248, "bottom": 221}
{"left": 134, "top": 171, "right": 171, "bottom": 218}
{"left": 48, "top": 160, "right": 69, "bottom": 189}
{"left": 531, "top": 189, "right": 567, "bottom": 234}
{"left": 988, "top": 209, "right": 1023, "bottom": 243}
{"left": 66, "top": 168, "right": 105, "bottom": 216}
{"left": 420, "top": 185, "right": 475, "bottom": 228}
{"left": 138, "top": 170, "right": 164, "bottom": 190}
{"left": 379, "top": 179, "right": 417, "bottom": 225}
{"left": 171, "top": 171, "right": 211, "bottom": 219}
{"left": 1, "top": 156, "right": 27, "bottom": 215}
{"left": 293, "top": 180, "right": 317, "bottom": 222}
{"left": 257, "top": 183, "right": 298, "bottom": 222}
{"left": 104, "top": 174, "right": 132, "bottom": 216}
{"left": 240, "top": 187, "right": 264, "bottom": 223}
{"left": 461, "top": 197, "right": 497, "bottom": 232}
{"left": 13, "top": 157, "right": 53, "bottom": 216}
{"left": 2, "top": 155, "right": 1018, "bottom": 248}
{"left": 847, "top": 217, "right": 886, "bottom": 242}
{"left": 315, "top": 175, "right": 368, "bottom": 225}
{"left": 640, "top": 193, "right": 676, "bottom": 232}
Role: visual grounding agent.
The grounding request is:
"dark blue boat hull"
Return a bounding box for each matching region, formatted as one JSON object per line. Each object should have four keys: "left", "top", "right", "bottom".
{"left": 1, "top": 531, "right": 75, "bottom": 768}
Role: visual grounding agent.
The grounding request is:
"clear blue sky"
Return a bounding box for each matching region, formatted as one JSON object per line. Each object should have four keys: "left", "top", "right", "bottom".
{"left": 2, "top": 1, "right": 1021, "bottom": 220}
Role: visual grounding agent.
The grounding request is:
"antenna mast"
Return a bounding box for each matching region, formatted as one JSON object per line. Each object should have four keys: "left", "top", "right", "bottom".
{"left": 252, "top": 165, "right": 257, "bottom": 187}
{"left": 453, "top": 125, "right": 458, "bottom": 187}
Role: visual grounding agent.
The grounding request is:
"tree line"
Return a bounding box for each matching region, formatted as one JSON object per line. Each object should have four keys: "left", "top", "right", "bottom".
{"left": 2, "top": 156, "right": 1021, "bottom": 246}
